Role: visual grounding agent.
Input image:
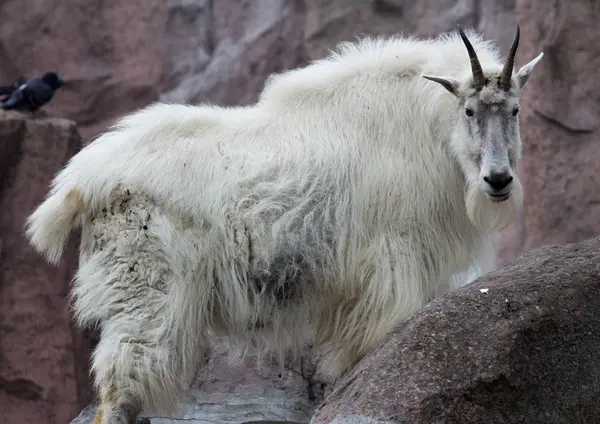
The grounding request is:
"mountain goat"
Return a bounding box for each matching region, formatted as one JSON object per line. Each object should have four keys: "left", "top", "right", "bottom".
{"left": 25, "top": 26, "right": 543, "bottom": 423}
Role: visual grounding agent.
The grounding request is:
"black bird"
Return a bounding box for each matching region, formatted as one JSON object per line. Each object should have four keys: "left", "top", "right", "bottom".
{"left": 0, "top": 72, "right": 64, "bottom": 113}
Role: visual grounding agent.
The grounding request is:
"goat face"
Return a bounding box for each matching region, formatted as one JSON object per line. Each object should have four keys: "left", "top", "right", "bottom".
{"left": 422, "top": 25, "right": 543, "bottom": 231}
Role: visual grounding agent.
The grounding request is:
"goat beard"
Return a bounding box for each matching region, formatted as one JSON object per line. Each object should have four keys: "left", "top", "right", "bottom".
{"left": 465, "top": 176, "right": 523, "bottom": 232}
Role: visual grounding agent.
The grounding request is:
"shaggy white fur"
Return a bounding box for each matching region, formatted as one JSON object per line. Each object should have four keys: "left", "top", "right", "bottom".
{"left": 25, "top": 27, "right": 542, "bottom": 423}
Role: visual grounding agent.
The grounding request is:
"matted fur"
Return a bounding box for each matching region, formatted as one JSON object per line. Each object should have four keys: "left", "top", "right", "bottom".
{"left": 25, "top": 29, "right": 538, "bottom": 422}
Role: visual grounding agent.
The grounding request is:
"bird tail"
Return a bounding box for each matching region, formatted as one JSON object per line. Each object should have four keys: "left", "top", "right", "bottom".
{"left": 25, "top": 186, "right": 86, "bottom": 265}
{"left": 0, "top": 84, "right": 15, "bottom": 96}
{"left": 1, "top": 94, "right": 18, "bottom": 109}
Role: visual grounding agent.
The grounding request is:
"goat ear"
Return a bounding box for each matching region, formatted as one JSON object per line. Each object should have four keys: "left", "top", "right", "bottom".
{"left": 422, "top": 75, "right": 460, "bottom": 97}
{"left": 516, "top": 52, "right": 544, "bottom": 89}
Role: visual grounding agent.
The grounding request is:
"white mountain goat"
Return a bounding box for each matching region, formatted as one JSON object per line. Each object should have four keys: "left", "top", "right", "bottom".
{"left": 25, "top": 26, "right": 543, "bottom": 423}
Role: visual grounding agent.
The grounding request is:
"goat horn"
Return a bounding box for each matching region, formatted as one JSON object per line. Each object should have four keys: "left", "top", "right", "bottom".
{"left": 499, "top": 24, "right": 520, "bottom": 91}
{"left": 458, "top": 27, "right": 485, "bottom": 90}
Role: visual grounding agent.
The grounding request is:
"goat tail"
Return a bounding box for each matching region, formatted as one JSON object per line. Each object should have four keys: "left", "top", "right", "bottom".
{"left": 25, "top": 185, "right": 86, "bottom": 265}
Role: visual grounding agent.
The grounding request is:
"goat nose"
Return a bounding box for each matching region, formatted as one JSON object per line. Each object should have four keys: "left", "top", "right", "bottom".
{"left": 483, "top": 172, "right": 513, "bottom": 191}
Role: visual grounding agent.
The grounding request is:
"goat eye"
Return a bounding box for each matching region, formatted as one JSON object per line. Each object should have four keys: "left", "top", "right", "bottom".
{"left": 512, "top": 107, "right": 519, "bottom": 116}
{"left": 465, "top": 108, "right": 474, "bottom": 117}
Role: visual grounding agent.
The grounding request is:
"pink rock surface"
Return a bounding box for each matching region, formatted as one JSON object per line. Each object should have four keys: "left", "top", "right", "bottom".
{"left": 498, "top": 0, "right": 600, "bottom": 265}
{"left": 0, "top": 112, "right": 93, "bottom": 424}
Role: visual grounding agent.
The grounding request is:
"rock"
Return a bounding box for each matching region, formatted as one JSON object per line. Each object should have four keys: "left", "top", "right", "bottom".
{"left": 160, "top": 0, "right": 308, "bottom": 107}
{"left": 149, "top": 348, "right": 332, "bottom": 423}
{"left": 304, "top": 0, "right": 519, "bottom": 61}
{"left": 477, "top": 0, "right": 518, "bottom": 53}
{"left": 311, "top": 236, "right": 600, "bottom": 424}
{"left": 70, "top": 346, "right": 334, "bottom": 424}
{"left": 0, "top": 112, "right": 94, "bottom": 424}
{"left": 497, "top": 0, "right": 600, "bottom": 265}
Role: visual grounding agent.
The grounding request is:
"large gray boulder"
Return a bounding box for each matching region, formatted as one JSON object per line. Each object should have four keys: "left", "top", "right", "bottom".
{"left": 312, "top": 236, "right": 600, "bottom": 424}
